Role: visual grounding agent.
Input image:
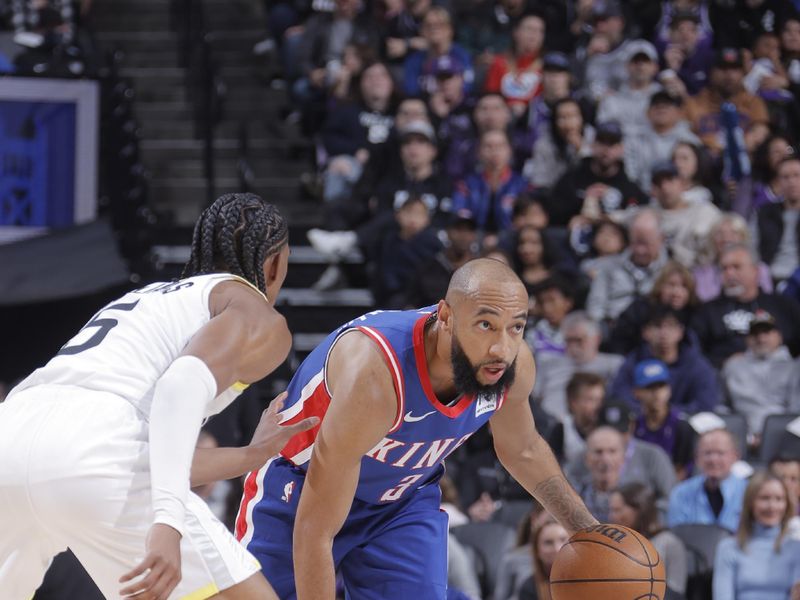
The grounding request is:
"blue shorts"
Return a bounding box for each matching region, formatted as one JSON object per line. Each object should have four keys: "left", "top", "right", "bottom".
{"left": 244, "top": 458, "right": 449, "bottom": 600}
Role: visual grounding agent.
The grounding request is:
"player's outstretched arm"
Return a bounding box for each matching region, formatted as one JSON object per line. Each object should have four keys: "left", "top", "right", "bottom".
{"left": 293, "top": 331, "right": 398, "bottom": 600}
{"left": 190, "top": 392, "right": 318, "bottom": 487}
{"left": 490, "top": 344, "right": 598, "bottom": 536}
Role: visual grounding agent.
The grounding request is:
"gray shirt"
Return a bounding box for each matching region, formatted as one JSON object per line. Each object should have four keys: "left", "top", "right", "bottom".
{"left": 586, "top": 249, "right": 670, "bottom": 323}
{"left": 651, "top": 529, "right": 688, "bottom": 595}
{"left": 722, "top": 346, "right": 796, "bottom": 435}
{"left": 625, "top": 121, "right": 701, "bottom": 189}
{"left": 770, "top": 209, "right": 800, "bottom": 280}
{"left": 597, "top": 82, "right": 663, "bottom": 138}
{"left": 532, "top": 352, "right": 625, "bottom": 420}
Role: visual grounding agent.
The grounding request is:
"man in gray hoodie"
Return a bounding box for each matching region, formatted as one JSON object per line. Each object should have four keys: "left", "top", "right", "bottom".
{"left": 722, "top": 309, "right": 798, "bottom": 440}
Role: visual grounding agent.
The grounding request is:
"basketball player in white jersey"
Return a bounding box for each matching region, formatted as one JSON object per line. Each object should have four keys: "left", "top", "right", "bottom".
{"left": 0, "top": 193, "right": 317, "bottom": 600}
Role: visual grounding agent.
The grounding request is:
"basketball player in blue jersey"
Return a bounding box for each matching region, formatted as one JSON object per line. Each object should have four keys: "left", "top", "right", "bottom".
{"left": 0, "top": 193, "right": 317, "bottom": 600}
{"left": 237, "top": 258, "right": 599, "bottom": 599}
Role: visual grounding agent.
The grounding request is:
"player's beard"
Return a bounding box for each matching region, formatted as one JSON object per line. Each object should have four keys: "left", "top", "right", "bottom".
{"left": 451, "top": 333, "right": 517, "bottom": 398}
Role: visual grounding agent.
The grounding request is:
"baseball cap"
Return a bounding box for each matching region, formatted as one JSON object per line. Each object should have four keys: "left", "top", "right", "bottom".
{"left": 592, "top": 0, "right": 623, "bottom": 21}
{"left": 715, "top": 47, "right": 744, "bottom": 70}
{"left": 626, "top": 39, "right": 658, "bottom": 63}
{"left": 543, "top": 51, "right": 570, "bottom": 72}
{"left": 670, "top": 8, "right": 700, "bottom": 28}
{"left": 748, "top": 309, "right": 777, "bottom": 334}
{"left": 598, "top": 399, "right": 635, "bottom": 433}
{"left": 399, "top": 119, "right": 436, "bottom": 144}
{"left": 595, "top": 121, "right": 623, "bottom": 145}
{"left": 649, "top": 90, "right": 682, "bottom": 108}
{"left": 431, "top": 54, "right": 465, "bottom": 78}
{"left": 633, "top": 359, "right": 671, "bottom": 388}
{"left": 651, "top": 160, "right": 679, "bottom": 184}
{"left": 447, "top": 209, "right": 478, "bottom": 229}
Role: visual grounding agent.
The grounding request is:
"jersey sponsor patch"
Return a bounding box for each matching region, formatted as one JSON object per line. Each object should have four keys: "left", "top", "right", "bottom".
{"left": 474, "top": 391, "right": 497, "bottom": 418}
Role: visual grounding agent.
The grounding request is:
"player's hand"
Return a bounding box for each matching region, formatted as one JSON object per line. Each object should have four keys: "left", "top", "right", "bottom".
{"left": 120, "top": 523, "right": 182, "bottom": 599}
{"left": 250, "top": 392, "right": 320, "bottom": 458}
{"left": 790, "top": 582, "right": 800, "bottom": 600}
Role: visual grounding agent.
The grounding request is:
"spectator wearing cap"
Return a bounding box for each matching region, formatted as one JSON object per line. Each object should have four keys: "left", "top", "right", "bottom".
{"left": 667, "top": 428, "right": 748, "bottom": 532}
{"left": 427, "top": 55, "right": 474, "bottom": 153}
{"left": 596, "top": 40, "right": 662, "bottom": 138}
{"left": 404, "top": 211, "right": 478, "bottom": 308}
{"left": 684, "top": 47, "right": 770, "bottom": 157}
{"left": 586, "top": 210, "right": 668, "bottom": 326}
{"left": 403, "top": 7, "right": 474, "bottom": 97}
{"left": 484, "top": 14, "right": 545, "bottom": 118}
{"left": 547, "top": 121, "right": 649, "bottom": 228}
{"left": 631, "top": 359, "right": 696, "bottom": 479}
{"left": 650, "top": 160, "right": 721, "bottom": 268}
{"left": 307, "top": 119, "right": 451, "bottom": 269}
{"left": 659, "top": 8, "right": 715, "bottom": 97}
{"left": 722, "top": 309, "right": 797, "bottom": 439}
{"left": 690, "top": 243, "right": 800, "bottom": 367}
{"left": 610, "top": 304, "right": 720, "bottom": 415}
{"left": 374, "top": 195, "right": 443, "bottom": 308}
{"left": 524, "top": 98, "right": 595, "bottom": 191}
{"left": 319, "top": 62, "right": 396, "bottom": 204}
{"left": 625, "top": 91, "right": 701, "bottom": 190}
{"left": 451, "top": 129, "right": 532, "bottom": 240}
{"left": 533, "top": 312, "right": 624, "bottom": 421}
{"left": 581, "top": 0, "right": 636, "bottom": 101}
{"left": 568, "top": 407, "right": 677, "bottom": 516}
{"left": 756, "top": 156, "right": 800, "bottom": 282}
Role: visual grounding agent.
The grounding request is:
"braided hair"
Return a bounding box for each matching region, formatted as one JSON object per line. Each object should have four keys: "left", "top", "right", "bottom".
{"left": 182, "top": 193, "right": 288, "bottom": 295}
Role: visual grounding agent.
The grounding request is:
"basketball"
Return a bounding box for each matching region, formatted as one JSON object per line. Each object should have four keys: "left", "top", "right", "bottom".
{"left": 550, "top": 524, "right": 666, "bottom": 600}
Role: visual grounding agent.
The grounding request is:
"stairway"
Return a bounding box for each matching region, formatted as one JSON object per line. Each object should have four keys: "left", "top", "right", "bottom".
{"left": 91, "top": 0, "right": 374, "bottom": 364}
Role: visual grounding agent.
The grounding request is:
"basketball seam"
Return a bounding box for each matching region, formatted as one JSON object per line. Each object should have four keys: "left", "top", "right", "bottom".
{"left": 627, "top": 528, "right": 655, "bottom": 598}
{"left": 563, "top": 538, "right": 662, "bottom": 568}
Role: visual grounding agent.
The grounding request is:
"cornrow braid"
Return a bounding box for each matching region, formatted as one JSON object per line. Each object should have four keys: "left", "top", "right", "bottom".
{"left": 182, "top": 193, "right": 288, "bottom": 295}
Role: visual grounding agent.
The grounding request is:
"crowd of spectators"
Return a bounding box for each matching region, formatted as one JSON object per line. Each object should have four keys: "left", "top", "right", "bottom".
{"left": 257, "top": 0, "right": 800, "bottom": 597}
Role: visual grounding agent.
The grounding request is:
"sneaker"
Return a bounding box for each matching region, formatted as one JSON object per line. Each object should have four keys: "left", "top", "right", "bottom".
{"left": 307, "top": 228, "right": 358, "bottom": 257}
{"left": 253, "top": 37, "right": 276, "bottom": 56}
{"left": 312, "top": 264, "right": 346, "bottom": 291}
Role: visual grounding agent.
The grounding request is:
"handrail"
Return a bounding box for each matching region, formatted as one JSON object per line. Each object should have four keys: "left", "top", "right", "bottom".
{"left": 170, "top": 0, "right": 222, "bottom": 206}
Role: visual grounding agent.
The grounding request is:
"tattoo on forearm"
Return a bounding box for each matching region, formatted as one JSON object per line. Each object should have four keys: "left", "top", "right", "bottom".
{"left": 533, "top": 475, "right": 598, "bottom": 533}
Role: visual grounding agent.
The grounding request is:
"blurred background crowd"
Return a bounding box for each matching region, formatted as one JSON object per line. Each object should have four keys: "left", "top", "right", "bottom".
{"left": 3, "top": 0, "right": 800, "bottom": 599}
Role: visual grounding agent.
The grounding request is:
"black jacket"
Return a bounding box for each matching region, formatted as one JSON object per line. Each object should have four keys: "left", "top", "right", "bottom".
{"left": 757, "top": 202, "right": 800, "bottom": 266}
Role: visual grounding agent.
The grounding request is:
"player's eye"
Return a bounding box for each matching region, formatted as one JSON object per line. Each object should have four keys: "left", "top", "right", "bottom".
{"left": 478, "top": 321, "right": 491, "bottom": 330}
{"left": 511, "top": 323, "right": 525, "bottom": 333}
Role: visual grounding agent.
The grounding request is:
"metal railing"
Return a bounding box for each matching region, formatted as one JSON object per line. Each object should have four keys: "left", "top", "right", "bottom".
{"left": 170, "top": 0, "right": 224, "bottom": 206}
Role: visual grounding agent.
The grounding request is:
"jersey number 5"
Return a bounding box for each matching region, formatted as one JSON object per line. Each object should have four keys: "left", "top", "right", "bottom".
{"left": 57, "top": 300, "right": 140, "bottom": 356}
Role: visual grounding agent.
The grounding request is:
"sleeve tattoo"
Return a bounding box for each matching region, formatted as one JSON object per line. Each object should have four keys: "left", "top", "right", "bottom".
{"left": 532, "top": 475, "right": 598, "bottom": 534}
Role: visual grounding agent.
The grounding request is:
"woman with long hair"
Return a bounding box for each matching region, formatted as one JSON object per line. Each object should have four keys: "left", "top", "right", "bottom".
{"left": 608, "top": 261, "right": 699, "bottom": 355}
{"left": 512, "top": 225, "right": 558, "bottom": 290}
{"left": 525, "top": 98, "right": 595, "bottom": 190}
{"left": 713, "top": 471, "right": 800, "bottom": 600}
{"left": 732, "top": 134, "right": 797, "bottom": 219}
{"left": 671, "top": 140, "right": 718, "bottom": 205}
{"left": 610, "top": 482, "right": 688, "bottom": 598}
{"left": 517, "top": 515, "right": 569, "bottom": 600}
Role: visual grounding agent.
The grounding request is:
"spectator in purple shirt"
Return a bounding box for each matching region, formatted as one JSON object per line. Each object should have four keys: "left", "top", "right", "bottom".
{"left": 659, "top": 9, "right": 714, "bottom": 97}
{"left": 632, "top": 359, "right": 697, "bottom": 480}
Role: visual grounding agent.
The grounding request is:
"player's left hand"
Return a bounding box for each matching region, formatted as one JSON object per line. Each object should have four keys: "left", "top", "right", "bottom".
{"left": 250, "top": 392, "right": 320, "bottom": 459}
{"left": 120, "top": 523, "right": 182, "bottom": 599}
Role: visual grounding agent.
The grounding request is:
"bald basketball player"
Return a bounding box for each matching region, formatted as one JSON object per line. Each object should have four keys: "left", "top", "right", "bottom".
{"left": 237, "top": 258, "right": 598, "bottom": 599}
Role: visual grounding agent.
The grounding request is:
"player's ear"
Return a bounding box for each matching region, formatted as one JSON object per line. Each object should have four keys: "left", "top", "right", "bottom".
{"left": 437, "top": 300, "right": 451, "bottom": 331}
{"left": 264, "top": 251, "right": 281, "bottom": 285}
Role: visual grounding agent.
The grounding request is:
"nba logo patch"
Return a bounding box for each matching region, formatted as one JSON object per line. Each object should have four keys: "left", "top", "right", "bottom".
{"left": 475, "top": 392, "right": 497, "bottom": 417}
{"left": 281, "top": 481, "right": 295, "bottom": 503}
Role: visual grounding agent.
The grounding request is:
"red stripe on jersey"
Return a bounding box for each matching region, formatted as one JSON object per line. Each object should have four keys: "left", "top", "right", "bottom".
{"left": 356, "top": 325, "right": 405, "bottom": 432}
{"left": 236, "top": 469, "right": 259, "bottom": 540}
{"left": 279, "top": 382, "right": 330, "bottom": 462}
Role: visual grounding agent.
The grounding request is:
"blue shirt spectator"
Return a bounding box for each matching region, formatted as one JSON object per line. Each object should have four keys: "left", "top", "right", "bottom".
{"left": 667, "top": 429, "right": 748, "bottom": 532}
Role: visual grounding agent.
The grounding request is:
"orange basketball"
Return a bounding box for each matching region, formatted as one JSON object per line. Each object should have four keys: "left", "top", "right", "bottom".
{"left": 550, "top": 524, "right": 666, "bottom": 600}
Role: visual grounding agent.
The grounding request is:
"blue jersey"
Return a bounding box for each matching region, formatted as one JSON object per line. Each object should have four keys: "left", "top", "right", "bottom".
{"left": 237, "top": 307, "right": 506, "bottom": 534}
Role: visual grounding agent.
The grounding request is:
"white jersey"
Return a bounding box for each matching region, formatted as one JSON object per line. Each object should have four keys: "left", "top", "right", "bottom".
{"left": 9, "top": 273, "right": 264, "bottom": 419}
